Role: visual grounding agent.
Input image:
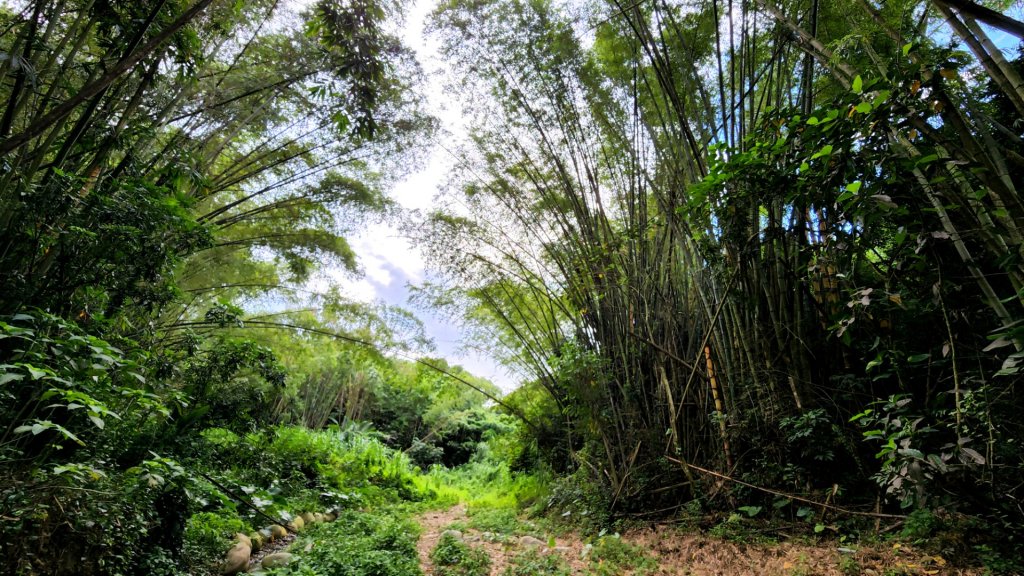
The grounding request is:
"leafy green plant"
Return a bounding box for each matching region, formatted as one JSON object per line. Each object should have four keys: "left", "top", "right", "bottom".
{"left": 542, "top": 465, "right": 611, "bottom": 533}
{"left": 707, "top": 512, "right": 767, "bottom": 543}
{"left": 502, "top": 549, "right": 571, "bottom": 576}
{"left": 183, "top": 511, "right": 250, "bottom": 571}
{"left": 586, "top": 534, "right": 655, "bottom": 576}
{"left": 838, "top": 555, "right": 861, "bottom": 576}
{"left": 0, "top": 312, "right": 162, "bottom": 460}
{"left": 430, "top": 533, "right": 491, "bottom": 576}
{"left": 408, "top": 438, "right": 445, "bottom": 469}
{"left": 975, "top": 543, "right": 1024, "bottom": 576}
{"left": 900, "top": 508, "right": 940, "bottom": 541}
{"left": 779, "top": 408, "right": 843, "bottom": 479}
{"left": 849, "top": 394, "right": 987, "bottom": 509}
{"left": 466, "top": 506, "right": 522, "bottom": 534}
{"left": 0, "top": 461, "right": 174, "bottom": 576}
{"left": 279, "top": 509, "right": 422, "bottom": 576}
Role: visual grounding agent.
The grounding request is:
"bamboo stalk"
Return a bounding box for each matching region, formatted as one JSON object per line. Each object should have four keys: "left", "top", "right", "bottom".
{"left": 704, "top": 345, "right": 733, "bottom": 471}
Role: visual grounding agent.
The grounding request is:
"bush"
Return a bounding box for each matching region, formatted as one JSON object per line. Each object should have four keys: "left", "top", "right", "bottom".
{"left": 430, "top": 533, "right": 490, "bottom": 576}
{"left": 465, "top": 506, "right": 522, "bottom": 534}
{"left": 586, "top": 535, "right": 656, "bottom": 576}
{"left": 542, "top": 465, "right": 610, "bottom": 532}
{"left": 901, "top": 508, "right": 940, "bottom": 541}
{"left": 0, "top": 458, "right": 192, "bottom": 576}
{"left": 502, "top": 549, "right": 570, "bottom": 576}
{"left": 408, "top": 438, "right": 445, "bottom": 469}
{"left": 280, "top": 509, "right": 422, "bottom": 576}
{"left": 183, "top": 511, "right": 250, "bottom": 573}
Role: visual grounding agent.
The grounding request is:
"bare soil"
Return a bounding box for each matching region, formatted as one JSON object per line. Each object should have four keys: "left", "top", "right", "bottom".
{"left": 624, "top": 527, "right": 976, "bottom": 575}
{"left": 416, "top": 506, "right": 983, "bottom": 576}
{"left": 415, "top": 504, "right": 587, "bottom": 575}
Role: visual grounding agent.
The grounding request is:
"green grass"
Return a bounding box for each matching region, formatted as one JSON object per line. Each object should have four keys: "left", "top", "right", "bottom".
{"left": 416, "top": 460, "right": 545, "bottom": 510}
{"left": 181, "top": 424, "right": 552, "bottom": 575}
{"left": 466, "top": 506, "right": 526, "bottom": 534}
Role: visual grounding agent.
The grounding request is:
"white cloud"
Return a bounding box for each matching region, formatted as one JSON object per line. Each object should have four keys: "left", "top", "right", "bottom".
{"left": 319, "top": 270, "right": 377, "bottom": 303}
{"left": 351, "top": 224, "right": 425, "bottom": 286}
{"left": 306, "top": 0, "right": 519, "bottom": 392}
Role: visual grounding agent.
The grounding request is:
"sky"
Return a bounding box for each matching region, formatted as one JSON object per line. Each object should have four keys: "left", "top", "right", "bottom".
{"left": 327, "top": 0, "right": 1024, "bottom": 394}
{"left": 324, "top": 0, "right": 521, "bottom": 391}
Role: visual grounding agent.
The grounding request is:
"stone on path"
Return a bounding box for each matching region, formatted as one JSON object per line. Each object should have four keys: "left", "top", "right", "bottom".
{"left": 441, "top": 529, "right": 463, "bottom": 540}
{"left": 220, "top": 541, "right": 250, "bottom": 575}
{"left": 518, "top": 535, "right": 545, "bottom": 548}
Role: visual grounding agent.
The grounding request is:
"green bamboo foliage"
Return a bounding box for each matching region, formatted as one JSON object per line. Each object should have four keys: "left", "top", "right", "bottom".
{"left": 425, "top": 0, "right": 1024, "bottom": 518}
{"left": 0, "top": 0, "right": 429, "bottom": 322}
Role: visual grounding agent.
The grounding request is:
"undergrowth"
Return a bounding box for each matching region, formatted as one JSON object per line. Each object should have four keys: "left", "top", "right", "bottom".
{"left": 180, "top": 424, "right": 429, "bottom": 573}
{"left": 430, "top": 533, "right": 491, "bottom": 576}
{"left": 502, "top": 549, "right": 571, "bottom": 576}
{"left": 585, "top": 534, "right": 656, "bottom": 576}
{"left": 416, "top": 459, "right": 545, "bottom": 510}
{"left": 269, "top": 509, "right": 422, "bottom": 576}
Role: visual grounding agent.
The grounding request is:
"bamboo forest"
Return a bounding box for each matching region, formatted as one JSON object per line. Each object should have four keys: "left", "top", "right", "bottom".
{"left": 1, "top": 0, "right": 1023, "bottom": 573}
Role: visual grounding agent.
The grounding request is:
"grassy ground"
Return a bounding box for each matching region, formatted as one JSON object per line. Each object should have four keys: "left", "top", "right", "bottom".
{"left": 188, "top": 427, "right": 995, "bottom": 576}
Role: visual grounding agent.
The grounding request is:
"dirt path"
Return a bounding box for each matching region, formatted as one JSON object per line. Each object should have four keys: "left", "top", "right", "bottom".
{"left": 415, "top": 505, "right": 587, "bottom": 576}
{"left": 416, "top": 504, "right": 469, "bottom": 574}
{"left": 415, "top": 506, "right": 982, "bottom": 576}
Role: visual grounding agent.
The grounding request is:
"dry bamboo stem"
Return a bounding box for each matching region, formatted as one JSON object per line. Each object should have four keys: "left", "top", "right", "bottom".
{"left": 705, "top": 345, "right": 733, "bottom": 471}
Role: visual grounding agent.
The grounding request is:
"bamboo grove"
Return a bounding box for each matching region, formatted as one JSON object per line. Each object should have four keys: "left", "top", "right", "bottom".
{"left": 0, "top": 0, "right": 439, "bottom": 464}
{"left": 418, "top": 0, "right": 1024, "bottom": 528}
{"left": 0, "top": 1, "right": 442, "bottom": 571}
{"left": 0, "top": 0, "right": 431, "bottom": 321}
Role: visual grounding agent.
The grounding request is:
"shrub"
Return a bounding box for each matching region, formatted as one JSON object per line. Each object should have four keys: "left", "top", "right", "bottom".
{"left": 183, "top": 511, "right": 250, "bottom": 572}
{"left": 901, "top": 508, "right": 940, "bottom": 541}
{"left": 281, "top": 509, "right": 422, "bottom": 576}
{"left": 542, "top": 465, "right": 611, "bottom": 532}
{"left": 502, "top": 549, "right": 570, "bottom": 576}
{"left": 586, "top": 535, "right": 656, "bottom": 576}
{"left": 0, "top": 457, "right": 195, "bottom": 576}
{"left": 430, "top": 533, "right": 490, "bottom": 576}
{"left": 408, "top": 438, "right": 445, "bottom": 469}
{"left": 466, "top": 506, "right": 522, "bottom": 534}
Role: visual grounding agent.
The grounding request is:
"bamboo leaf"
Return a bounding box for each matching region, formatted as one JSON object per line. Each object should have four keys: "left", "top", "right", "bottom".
{"left": 960, "top": 447, "right": 986, "bottom": 465}
{"left": 0, "top": 372, "right": 23, "bottom": 385}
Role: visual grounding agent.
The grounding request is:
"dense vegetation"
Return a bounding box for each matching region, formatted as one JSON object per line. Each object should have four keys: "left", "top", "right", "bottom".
{"left": 417, "top": 0, "right": 1024, "bottom": 567}
{"left": 1, "top": 0, "right": 1023, "bottom": 573}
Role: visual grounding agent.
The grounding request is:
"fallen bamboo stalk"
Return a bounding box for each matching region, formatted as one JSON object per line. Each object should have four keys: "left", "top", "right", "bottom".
{"left": 665, "top": 457, "right": 907, "bottom": 520}
{"left": 194, "top": 470, "right": 296, "bottom": 533}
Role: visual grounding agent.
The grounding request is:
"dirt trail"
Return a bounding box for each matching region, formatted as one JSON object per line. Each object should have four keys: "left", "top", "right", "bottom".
{"left": 416, "top": 504, "right": 469, "bottom": 573}
{"left": 415, "top": 505, "right": 587, "bottom": 576}
{"left": 416, "top": 506, "right": 982, "bottom": 576}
